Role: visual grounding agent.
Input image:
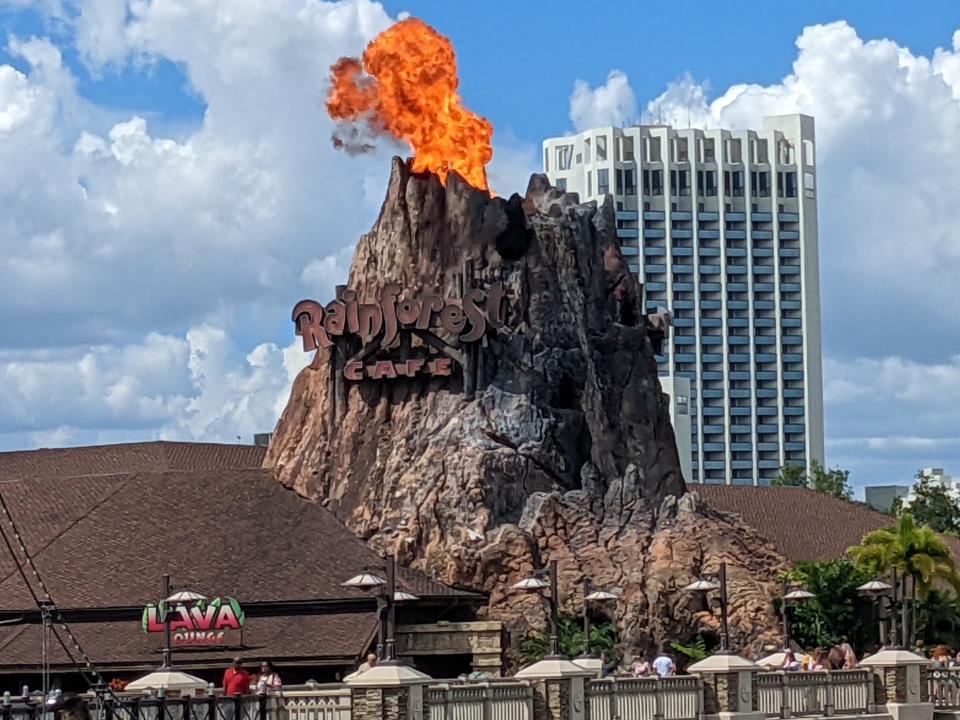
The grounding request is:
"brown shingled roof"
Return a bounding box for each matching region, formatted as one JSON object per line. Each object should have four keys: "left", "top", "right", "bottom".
{"left": 0, "top": 443, "right": 479, "bottom": 672}
{"left": 696, "top": 484, "right": 960, "bottom": 565}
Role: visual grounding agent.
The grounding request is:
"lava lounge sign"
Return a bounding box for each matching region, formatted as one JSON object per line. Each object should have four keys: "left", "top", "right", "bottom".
{"left": 292, "top": 282, "right": 505, "bottom": 380}
{"left": 142, "top": 597, "right": 245, "bottom": 648}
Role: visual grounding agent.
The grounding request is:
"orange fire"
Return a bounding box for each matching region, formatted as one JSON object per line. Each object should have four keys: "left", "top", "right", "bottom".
{"left": 326, "top": 18, "right": 493, "bottom": 192}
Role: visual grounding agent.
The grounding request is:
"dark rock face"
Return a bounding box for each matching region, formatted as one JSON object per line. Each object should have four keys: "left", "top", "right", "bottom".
{"left": 266, "top": 159, "right": 786, "bottom": 662}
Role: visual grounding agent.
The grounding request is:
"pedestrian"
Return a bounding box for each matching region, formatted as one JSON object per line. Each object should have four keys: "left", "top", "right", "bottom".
{"left": 356, "top": 653, "right": 378, "bottom": 674}
{"left": 223, "top": 657, "right": 251, "bottom": 695}
{"left": 932, "top": 645, "right": 952, "bottom": 668}
{"left": 631, "top": 656, "right": 652, "bottom": 677}
{"left": 652, "top": 650, "right": 675, "bottom": 677}
{"left": 256, "top": 661, "right": 283, "bottom": 694}
{"left": 781, "top": 648, "right": 799, "bottom": 672}
{"left": 839, "top": 642, "right": 858, "bottom": 670}
{"left": 808, "top": 648, "right": 827, "bottom": 672}
{"left": 827, "top": 645, "right": 845, "bottom": 670}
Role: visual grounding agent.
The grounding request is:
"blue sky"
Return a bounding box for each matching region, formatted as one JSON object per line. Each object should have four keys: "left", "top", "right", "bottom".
{"left": 2, "top": 0, "right": 960, "bottom": 494}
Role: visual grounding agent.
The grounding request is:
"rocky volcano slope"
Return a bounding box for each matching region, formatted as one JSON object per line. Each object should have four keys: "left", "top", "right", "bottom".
{"left": 266, "top": 159, "right": 786, "bottom": 661}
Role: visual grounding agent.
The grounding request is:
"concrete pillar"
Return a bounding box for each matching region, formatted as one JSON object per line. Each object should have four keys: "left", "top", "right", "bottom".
{"left": 345, "top": 664, "right": 431, "bottom": 720}
{"left": 687, "top": 654, "right": 764, "bottom": 720}
{"left": 860, "top": 649, "right": 931, "bottom": 720}
{"left": 515, "top": 658, "right": 593, "bottom": 720}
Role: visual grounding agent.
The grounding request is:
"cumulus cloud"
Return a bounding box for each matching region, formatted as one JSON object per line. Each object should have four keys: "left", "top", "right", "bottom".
{"left": 569, "top": 69, "right": 638, "bottom": 131}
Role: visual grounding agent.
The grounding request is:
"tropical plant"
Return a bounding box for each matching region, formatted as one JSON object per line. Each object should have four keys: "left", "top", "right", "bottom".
{"left": 916, "top": 589, "right": 960, "bottom": 649}
{"left": 671, "top": 634, "right": 709, "bottom": 662}
{"left": 848, "top": 513, "right": 960, "bottom": 646}
{"left": 773, "top": 461, "right": 853, "bottom": 501}
{"left": 518, "top": 615, "right": 619, "bottom": 665}
{"left": 848, "top": 514, "right": 960, "bottom": 598}
{"left": 781, "top": 560, "right": 878, "bottom": 651}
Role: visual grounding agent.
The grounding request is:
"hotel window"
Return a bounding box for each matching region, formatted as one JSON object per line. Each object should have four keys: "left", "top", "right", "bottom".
{"left": 584, "top": 138, "right": 592, "bottom": 163}
{"left": 643, "top": 169, "right": 663, "bottom": 196}
{"left": 556, "top": 145, "right": 573, "bottom": 171}
{"left": 616, "top": 169, "right": 623, "bottom": 194}
{"left": 645, "top": 137, "right": 662, "bottom": 162}
{"left": 751, "top": 171, "right": 771, "bottom": 197}
{"left": 555, "top": 178, "right": 567, "bottom": 191}
{"left": 596, "top": 135, "right": 608, "bottom": 161}
{"left": 597, "top": 168, "right": 610, "bottom": 196}
{"left": 587, "top": 171, "right": 592, "bottom": 197}
{"left": 620, "top": 136, "right": 635, "bottom": 161}
{"left": 624, "top": 169, "right": 637, "bottom": 195}
{"left": 703, "top": 138, "right": 716, "bottom": 162}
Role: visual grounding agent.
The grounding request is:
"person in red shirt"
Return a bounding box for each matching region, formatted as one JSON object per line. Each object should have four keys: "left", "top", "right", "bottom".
{"left": 223, "top": 657, "right": 251, "bottom": 696}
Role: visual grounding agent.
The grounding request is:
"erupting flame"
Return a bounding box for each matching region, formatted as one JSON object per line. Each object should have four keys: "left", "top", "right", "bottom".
{"left": 326, "top": 18, "right": 493, "bottom": 192}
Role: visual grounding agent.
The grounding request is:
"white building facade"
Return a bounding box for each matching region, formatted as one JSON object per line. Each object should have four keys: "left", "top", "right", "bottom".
{"left": 542, "top": 114, "right": 825, "bottom": 485}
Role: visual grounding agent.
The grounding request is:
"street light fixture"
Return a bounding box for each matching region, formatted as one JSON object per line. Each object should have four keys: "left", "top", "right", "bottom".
{"left": 683, "top": 562, "right": 731, "bottom": 654}
{"left": 579, "top": 579, "right": 618, "bottom": 659}
{"left": 780, "top": 580, "right": 814, "bottom": 650}
{"left": 342, "top": 555, "right": 418, "bottom": 664}
{"left": 857, "top": 575, "right": 898, "bottom": 648}
{"left": 512, "top": 560, "right": 562, "bottom": 659}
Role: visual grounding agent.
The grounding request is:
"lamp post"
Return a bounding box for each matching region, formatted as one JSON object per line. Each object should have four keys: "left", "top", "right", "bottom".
{"left": 342, "top": 555, "right": 418, "bottom": 665}
{"left": 159, "top": 577, "right": 206, "bottom": 668}
{"left": 683, "top": 561, "right": 732, "bottom": 654}
{"left": 511, "top": 560, "right": 562, "bottom": 659}
{"left": 780, "top": 580, "right": 814, "bottom": 650}
{"left": 857, "top": 575, "right": 896, "bottom": 648}
{"left": 579, "top": 579, "right": 618, "bottom": 659}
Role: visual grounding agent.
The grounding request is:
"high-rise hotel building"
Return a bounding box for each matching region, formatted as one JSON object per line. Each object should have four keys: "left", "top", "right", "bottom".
{"left": 542, "top": 114, "right": 824, "bottom": 485}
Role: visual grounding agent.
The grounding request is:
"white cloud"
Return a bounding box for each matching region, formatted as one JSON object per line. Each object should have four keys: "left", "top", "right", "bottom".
{"left": 569, "top": 69, "right": 638, "bottom": 132}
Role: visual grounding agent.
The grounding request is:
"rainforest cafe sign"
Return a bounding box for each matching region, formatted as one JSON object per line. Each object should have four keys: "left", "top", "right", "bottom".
{"left": 142, "top": 597, "right": 245, "bottom": 647}
{"left": 292, "top": 283, "right": 505, "bottom": 380}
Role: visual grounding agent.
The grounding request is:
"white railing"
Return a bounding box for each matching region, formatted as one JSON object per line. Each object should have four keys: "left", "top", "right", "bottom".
{"left": 756, "top": 671, "right": 874, "bottom": 718}
{"left": 282, "top": 688, "right": 353, "bottom": 720}
{"left": 586, "top": 676, "right": 701, "bottom": 720}
{"left": 928, "top": 668, "right": 960, "bottom": 708}
{"left": 425, "top": 681, "right": 533, "bottom": 720}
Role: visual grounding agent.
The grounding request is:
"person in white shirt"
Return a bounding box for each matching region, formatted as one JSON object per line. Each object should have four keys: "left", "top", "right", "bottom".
{"left": 652, "top": 652, "right": 675, "bottom": 677}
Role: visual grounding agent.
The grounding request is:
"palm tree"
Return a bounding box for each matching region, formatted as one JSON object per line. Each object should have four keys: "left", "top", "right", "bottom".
{"left": 848, "top": 514, "right": 960, "bottom": 645}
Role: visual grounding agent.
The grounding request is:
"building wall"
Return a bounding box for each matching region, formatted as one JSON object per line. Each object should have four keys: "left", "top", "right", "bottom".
{"left": 864, "top": 485, "right": 910, "bottom": 513}
{"left": 542, "top": 115, "right": 825, "bottom": 485}
{"left": 660, "top": 376, "right": 693, "bottom": 483}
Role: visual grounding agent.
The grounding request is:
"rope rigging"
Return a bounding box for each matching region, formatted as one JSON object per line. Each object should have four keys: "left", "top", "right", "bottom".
{"left": 0, "top": 484, "right": 119, "bottom": 698}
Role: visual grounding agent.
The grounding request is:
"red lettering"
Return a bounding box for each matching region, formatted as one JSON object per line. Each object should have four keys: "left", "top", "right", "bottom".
{"left": 369, "top": 360, "right": 398, "bottom": 380}
{"left": 429, "top": 358, "right": 453, "bottom": 376}
{"left": 168, "top": 606, "right": 193, "bottom": 633}
{"left": 292, "top": 300, "right": 331, "bottom": 350}
{"left": 215, "top": 605, "right": 242, "bottom": 631}
{"left": 417, "top": 292, "right": 444, "bottom": 329}
{"left": 146, "top": 607, "right": 165, "bottom": 633}
{"left": 396, "top": 297, "right": 420, "bottom": 325}
{"left": 379, "top": 284, "right": 400, "bottom": 348}
{"left": 189, "top": 604, "right": 218, "bottom": 631}
{"left": 460, "top": 289, "right": 487, "bottom": 342}
{"left": 344, "top": 361, "right": 363, "bottom": 380}
{"left": 323, "top": 301, "right": 346, "bottom": 336}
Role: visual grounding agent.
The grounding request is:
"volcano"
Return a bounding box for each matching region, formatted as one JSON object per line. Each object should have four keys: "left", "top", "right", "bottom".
{"left": 265, "top": 160, "right": 787, "bottom": 665}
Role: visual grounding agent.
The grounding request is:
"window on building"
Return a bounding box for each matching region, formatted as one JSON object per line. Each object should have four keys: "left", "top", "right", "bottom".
{"left": 704, "top": 138, "right": 716, "bottom": 162}
{"left": 643, "top": 169, "right": 663, "bottom": 196}
{"left": 804, "top": 171, "right": 815, "bottom": 190}
{"left": 556, "top": 145, "right": 573, "bottom": 171}
{"left": 726, "top": 138, "right": 743, "bottom": 164}
{"left": 587, "top": 171, "right": 592, "bottom": 197}
{"left": 646, "top": 137, "right": 662, "bottom": 162}
{"left": 674, "top": 137, "right": 689, "bottom": 163}
{"left": 624, "top": 169, "right": 637, "bottom": 195}
{"left": 803, "top": 139, "right": 814, "bottom": 166}
{"left": 555, "top": 178, "right": 567, "bottom": 191}
{"left": 779, "top": 140, "right": 793, "bottom": 165}
{"left": 620, "top": 136, "right": 635, "bottom": 161}
{"left": 596, "top": 135, "right": 608, "bottom": 161}
{"left": 785, "top": 171, "right": 798, "bottom": 197}
{"left": 754, "top": 138, "right": 769, "bottom": 164}
{"left": 615, "top": 169, "right": 623, "bottom": 194}
{"left": 597, "top": 168, "right": 610, "bottom": 196}
{"left": 678, "top": 169, "right": 690, "bottom": 196}
{"left": 751, "top": 171, "right": 771, "bottom": 197}
{"left": 584, "top": 138, "right": 592, "bottom": 163}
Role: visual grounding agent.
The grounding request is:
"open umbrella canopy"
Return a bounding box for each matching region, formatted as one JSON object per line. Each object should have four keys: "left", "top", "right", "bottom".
{"left": 125, "top": 669, "right": 209, "bottom": 694}
{"left": 164, "top": 591, "right": 207, "bottom": 603}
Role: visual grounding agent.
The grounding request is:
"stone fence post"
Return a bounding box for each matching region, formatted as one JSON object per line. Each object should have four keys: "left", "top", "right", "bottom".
{"left": 345, "top": 664, "right": 431, "bottom": 720}
{"left": 515, "top": 658, "right": 593, "bottom": 720}
{"left": 687, "top": 654, "right": 764, "bottom": 720}
{"left": 860, "top": 648, "right": 930, "bottom": 720}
